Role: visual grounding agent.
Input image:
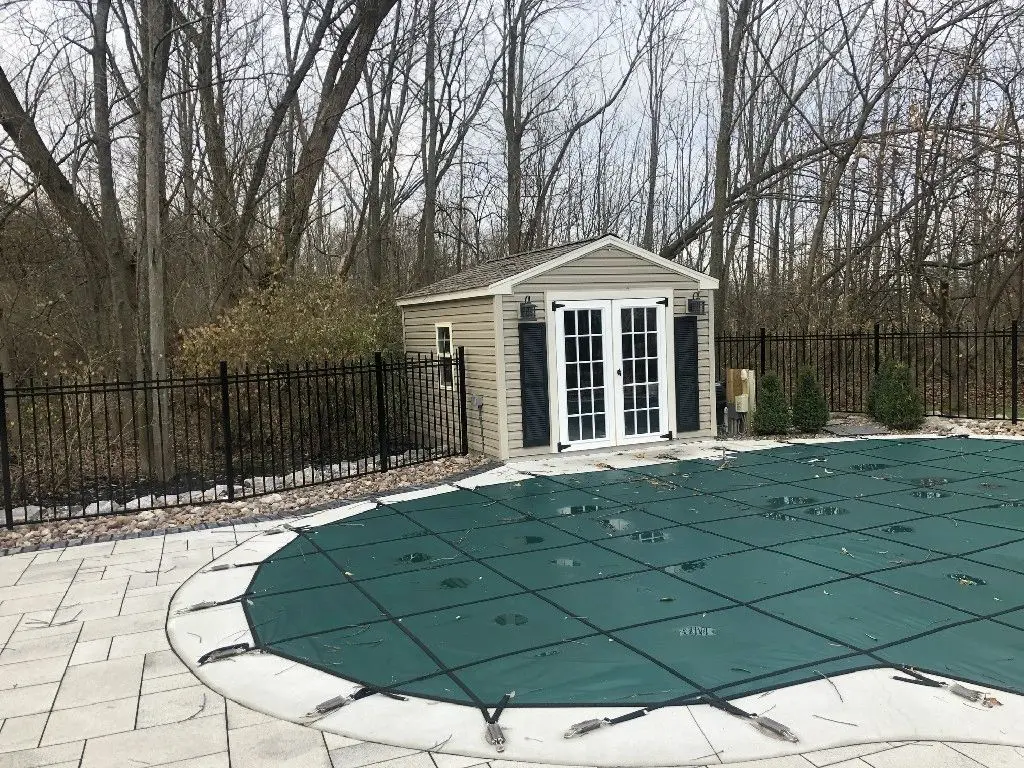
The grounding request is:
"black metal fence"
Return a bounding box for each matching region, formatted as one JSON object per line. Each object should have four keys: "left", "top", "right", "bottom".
{"left": 716, "top": 325, "right": 1023, "bottom": 423}
{"left": 1, "top": 350, "right": 468, "bottom": 528}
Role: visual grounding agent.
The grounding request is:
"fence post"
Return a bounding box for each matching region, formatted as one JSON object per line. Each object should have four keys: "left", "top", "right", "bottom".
{"left": 375, "top": 352, "right": 390, "bottom": 472}
{"left": 759, "top": 328, "right": 766, "bottom": 376}
{"left": 0, "top": 373, "right": 13, "bottom": 529}
{"left": 873, "top": 323, "right": 881, "bottom": 374}
{"left": 1012, "top": 321, "right": 1019, "bottom": 425}
{"left": 457, "top": 346, "right": 469, "bottom": 455}
{"left": 219, "top": 361, "right": 235, "bottom": 501}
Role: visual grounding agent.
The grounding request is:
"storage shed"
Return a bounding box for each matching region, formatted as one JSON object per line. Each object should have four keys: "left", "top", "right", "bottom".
{"left": 397, "top": 234, "right": 719, "bottom": 459}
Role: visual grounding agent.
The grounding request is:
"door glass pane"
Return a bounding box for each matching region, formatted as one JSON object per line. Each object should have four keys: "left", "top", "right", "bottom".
{"left": 562, "top": 308, "right": 608, "bottom": 443}
{"left": 619, "top": 304, "right": 661, "bottom": 437}
{"left": 581, "top": 416, "right": 594, "bottom": 440}
{"left": 578, "top": 337, "right": 591, "bottom": 362}
{"left": 636, "top": 411, "right": 648, "bottom": 435}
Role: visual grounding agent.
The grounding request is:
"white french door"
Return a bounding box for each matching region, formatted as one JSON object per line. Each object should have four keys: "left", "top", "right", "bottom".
{"left": 612, "top": 299, "right": 669, "bottom": 444}
{"left": 555, "top": 301, "right": 616, "bottom": 450}
{"left": 554, "top": 298, "right": 669, "bottom": 451}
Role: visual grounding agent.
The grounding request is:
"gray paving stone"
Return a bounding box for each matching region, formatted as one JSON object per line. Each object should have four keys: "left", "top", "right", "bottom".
{"left": 78, "top": 714, "right": 226, "bottom": 768}
{"left": 67, "top": 637, "right": 111, "bottom": 666}
{"left": 322, "top": 732, "right": 361, "bottom": 751}
{"left": 329, "top": 742, "right": 420, "bottom": 768}
{"left": 155, "top": 753, "right": 230, "bottom": 768}
{"left": 226, "top": 700, "right": 274, "bottom": 730}
{"left": 364, "top": 755, "right": 436, "bottom": 768}
{"left": 136, "top": 685, "right": 225, "bottom": 729}
{"left": 229, "top": 720, "right": 332, "bottom": 768}
{"left": 9, "top": 618, "right": 81, "bottom": 640}
{"left": 140, "top": 670, "right": 199, "bottom": 695}
{"left": 0, "top": 616, "right": 18, "bottom": 649}
{"left": 430, "top": 754, "right": 491, "bottom": 768}
{"left": 59, "top": 577, "right": 128, "bottom": 607}
{"left": 14, "top": 563, "right": 81, "bottom": 586}
{"left": 0, "top": 593, "right": 64, "bottom": 618}
{"left": 109, "top": 628, "right": 169, "bottom": 658}
{"left": 0, "top": 713, "right": 47, "bottom": 753}
{"left": 0, "top": 656, "right": 68, "bottom": 691}
{"left": 127, "top": 571, "right": 160, "bottom": 590}
{"left": 112, "top": 537, "right": 164, "bottom": 554}
{"left": 0, "top": 560, "right": 29, "bottom": 588}
{"left": 0, "top": 740, "right": 83, "bottom": 768}
{"left": 119, "top": 590, "right": 172, "bottom": 616}
{"left": 0, "top": 631, "right": 77, "bottom": 667}
{"left": 27, "top": 552, "right": 62, "bottom": 565}
{"left": 695, "top": 757, "right": 813, "bottom": 768}
{"left": 143, "top": 649, "right": 190, "bottom": 679}
{"left": 0, "top": 580, "right": 70, "bottom": 603}
{"left": 805, "top": 744, "right": 905, "bottom": 767}
{"left": 40, "top": 696, "right": 137, "bottom": 745}
{"left": 79, "top": 609, "right": 167, "bottom": 641}
{"left": 69, "top": 550, "right": 157, "bottom": 571}
{"left": 944, "top": 744, "right": 1024, "bottom": 768}
{"left": 862, "top": 743, "right": 986, "bottom": 768}
{"left": 56, "top": 542, "right": 117, "bottom": 561}
{"left": 53, "top": 656, "right": 144, "bottom": 709}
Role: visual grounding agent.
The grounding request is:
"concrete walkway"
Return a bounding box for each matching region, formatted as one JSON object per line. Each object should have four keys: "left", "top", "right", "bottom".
{"left": 2, "top": 525, "right": 1023, "bottom": 768}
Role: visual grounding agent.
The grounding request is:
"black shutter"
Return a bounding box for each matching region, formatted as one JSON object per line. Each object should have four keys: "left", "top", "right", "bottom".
{"left": 674, "top": 315, "right": 700, "bottom": 432}
{"left": 519, "top": 323, "right": 550, "bottom": 447}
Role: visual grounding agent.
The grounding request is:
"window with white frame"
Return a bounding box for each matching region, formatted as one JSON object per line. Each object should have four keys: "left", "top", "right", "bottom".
{"left": 435, "top": 323, "right": 454, "bottom": 388}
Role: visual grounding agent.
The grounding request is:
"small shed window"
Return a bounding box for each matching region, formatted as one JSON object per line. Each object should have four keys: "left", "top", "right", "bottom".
{"left": 435, "top": 323, "right": 454, "bottom": 388}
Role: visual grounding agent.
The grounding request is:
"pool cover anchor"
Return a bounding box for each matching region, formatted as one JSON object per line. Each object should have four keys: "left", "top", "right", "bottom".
{"left": 892, "top": 667, "right": 994, "bottom": 705}
{"left": 483, "top": 691, "right": 515, "bottom": 753}
{"left": 263, "top": 522, "right": 309, "bottom": 536}
{"left": 174, "top": 596, "right": 243, "bottom": 615}
{"left": 197, "top": 642, "right": 254, "bottom": 665}
{"left": 563, "top": 695, "right": 798, "bottom": 744}
{"left": 206, "top": 561, "right": 264, "bottom": 572}
{"left": 304, "top": 686, "right": 408, "bottom": 720}
{"left": 563, "top": 718, "right": 611, "bottom": 738}
{"left": 707, "top": 697, "right": 799, "bottom": 743}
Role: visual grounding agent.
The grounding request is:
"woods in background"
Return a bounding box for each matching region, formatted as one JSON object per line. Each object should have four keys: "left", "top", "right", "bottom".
{"left": 1, "top": 0, "right": 1024, "bottom": 380}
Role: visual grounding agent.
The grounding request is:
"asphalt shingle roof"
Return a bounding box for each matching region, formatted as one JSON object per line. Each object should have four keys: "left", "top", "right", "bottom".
{"left": 399, "top": 237, "right": 606, "bottom": 301}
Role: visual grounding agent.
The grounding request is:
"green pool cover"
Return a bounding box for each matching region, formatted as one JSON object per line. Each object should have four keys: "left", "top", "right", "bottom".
{"left": 242, "top": 438, "right": 1024, "bottom": 708}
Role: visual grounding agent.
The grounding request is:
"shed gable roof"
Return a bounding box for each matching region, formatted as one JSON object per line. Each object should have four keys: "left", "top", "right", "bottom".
{"left": 396, "top": 235, "right": 718, "bottom": 306}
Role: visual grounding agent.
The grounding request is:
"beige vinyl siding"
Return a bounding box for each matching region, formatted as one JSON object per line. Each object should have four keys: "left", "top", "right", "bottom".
{"left": 402, "top": 297, "right": 500, "bottom": 456}
{"left": 503, "top": 246, "right": 715, "bottom": 456}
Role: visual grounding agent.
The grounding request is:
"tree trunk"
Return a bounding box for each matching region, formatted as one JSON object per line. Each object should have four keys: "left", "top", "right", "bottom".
{"left": 709, "top": 0, "right": 754, "bottom": 331}
{"left": 414, "top": 0, "right": 439, "bottom": 285}
{"left": 93, "top": 0, "right": 137, "bottom": 377}
{"left": 277, "top": 0, "right": 399, "bottom": 278}
{"left": 141, "top": 0, "right": 173, "bottom": 480}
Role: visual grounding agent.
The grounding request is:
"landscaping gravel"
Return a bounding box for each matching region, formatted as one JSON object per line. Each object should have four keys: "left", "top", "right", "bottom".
{"left": 0, "top": 455, "right": 491, "bottom": 553}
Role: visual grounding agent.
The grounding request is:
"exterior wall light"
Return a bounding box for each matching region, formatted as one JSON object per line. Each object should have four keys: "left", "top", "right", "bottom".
{"left": 687, "top": 292, "right": 707, "bottom": 315}
{"left": 519, "top": 296, "right": 538, "bottom": 321}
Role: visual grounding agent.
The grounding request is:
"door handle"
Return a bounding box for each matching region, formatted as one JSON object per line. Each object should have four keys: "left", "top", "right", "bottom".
{"left": 616, "top": 369, "right": 622, "bottom": 376}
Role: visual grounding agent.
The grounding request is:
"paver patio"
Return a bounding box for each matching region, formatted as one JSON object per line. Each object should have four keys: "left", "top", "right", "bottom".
{"left": 3, "top": 447, "right": 1024, "bottom": 767}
